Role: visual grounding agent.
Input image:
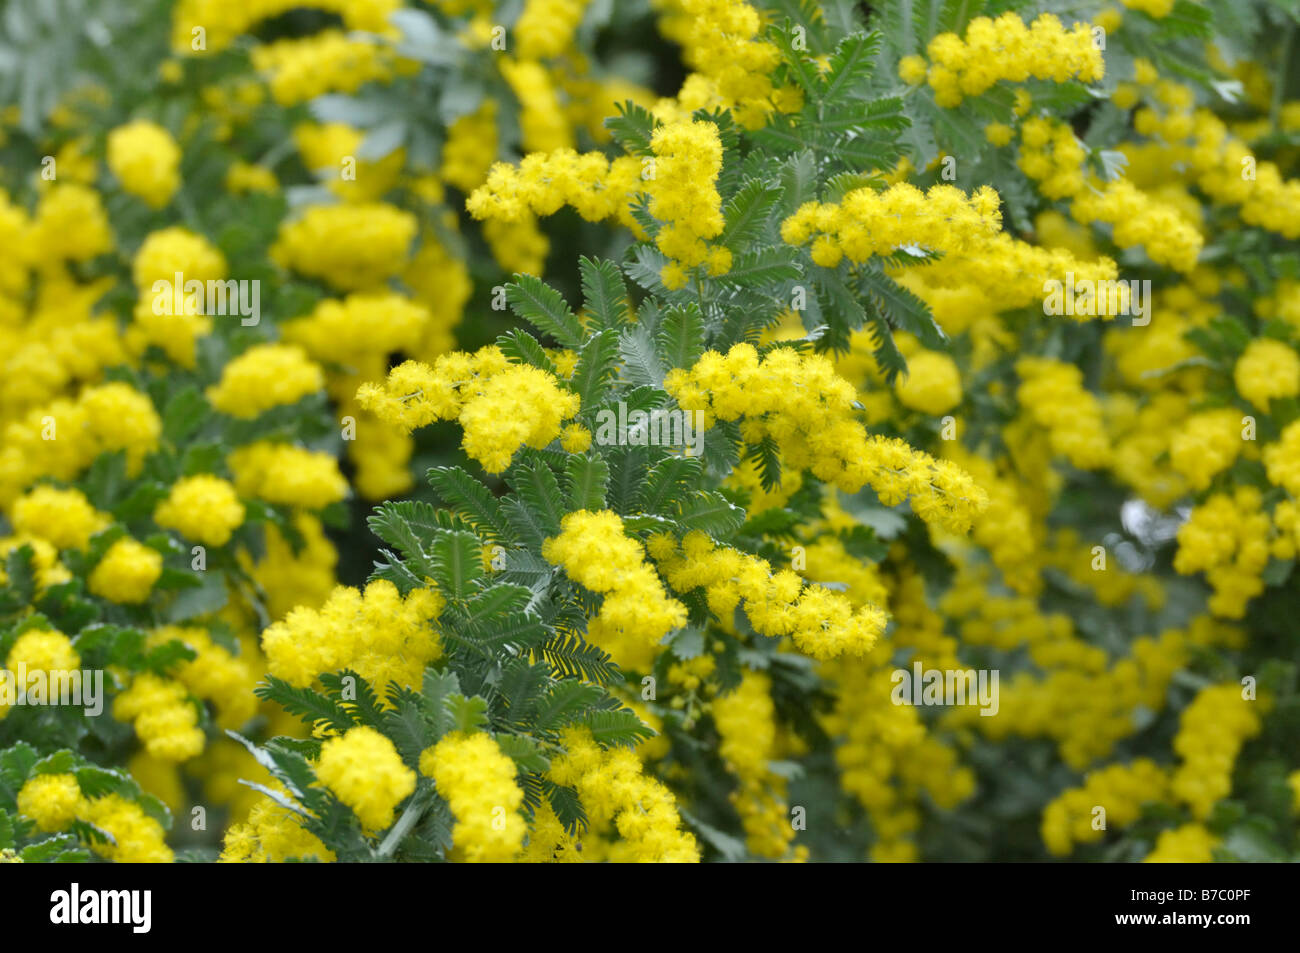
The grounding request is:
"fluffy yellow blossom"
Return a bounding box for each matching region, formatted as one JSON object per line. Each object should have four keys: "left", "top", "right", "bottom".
{"left": 1234, "top": 338, "right": 1300, "bottom": 411}
{"left": 1041, "top": 759, "right": 1168, "bottom": 855}
{"left": 421, "top": 732, "right": 526, "bottom": 861}
{"left": 220, "top": 787, "right": 334, "bottom": 863}
{"left": 664, "top": 345, "right": 987, "bottom": 532}
{"left": 895, "top": 350, "right": 963, "bottom": 414}
{"left": 107, "top": 120, "right": 181, "bottom": 208}
{"left": 651, "top": 531, "right": 887, "bottom": 660}
{"left": 1014, "top": 357, "right": 1111, "bottom": 468}
{"left": 1143, "top": 823, "right": 1218, "bottom": 862}
{"left": 467, "top": 148, "right": 643, "bottom": 232}
{"left": 272, "top": 203, "right": 417, "bottom": 291}
{"left": 9, "top": 485, "right": 108, "bottom": 551}
{"left": 921, "top": 13, "right": 1104, "bottom": 107}
{"left": 261, "top": 579, "right": 443, "bottom": 692}
{"left": 80, "top": 793, "right": 173, "bottom": 862}
{"left": 648, "top": 119, "right": 729, "bottom": 286}
{"left": 114, "top": 673, "right": 205, "bottom": 761}
{"left": 207, "top": 344, "right": 324, "bottom": 419}
{"left": 1170, "top": 683, "right": 1261, "bottom": 818}
{"left": 17, "top": 774, "right": 84, "bottom": 832}
{"left": 1169, "top": 408, "right": 1246, "bottom": 492}
{"left": 548, "top": 727, "right": 699, "bottom": 861}
{"left": 357, "top": 349, "right": 581, "bottom": 473}
{"left": 1, "top": 628, "right": 80, "bottom": 719}
{"left": 713, "top": 671, "right": 798, "bottom": 858}
{"left": 317, "top": 727, "right": 416, "bottom": 831}
{"left": 153, "top": 475, "right": 246, "bottom": 546}
{"left": 543, "top": 510, "right": 688, "bottom": 670}
{"left": 24, "top": 185, "right": 113, "bottom": 262}
{"left": 228, "top": 441, "right": 348, "bottom": 508}
{"left": 88, "top": 537, "right": 163, "bottom": 604}
{"left": 251, "top": 32, "right": 407, "bottom": 105}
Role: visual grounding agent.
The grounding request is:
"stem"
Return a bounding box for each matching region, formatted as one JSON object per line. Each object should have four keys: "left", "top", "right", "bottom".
{"left": 377, "top": 793, "right": 426, "bottom": 858}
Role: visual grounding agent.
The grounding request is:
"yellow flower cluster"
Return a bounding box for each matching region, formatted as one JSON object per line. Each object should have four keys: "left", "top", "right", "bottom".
{"left": 648, "top": 119, "right": 730, "bottom": 288}
{"left": 894, "top": 349, "right": 963, "bottom": 415}
{"left": 441, "top": 101, "right": 499, "bottom": 194}
{"left": 516, "top": 0, "right": 591, "bottom": 60}
{"left": 1, "top": 381, "right": 163, "bottom": 506}
{"left": 283, "top": 294, "right": 434, "bottom": 369}
{"left": 207, "top": 344, "right": 325, "bottom": 419}
{"left": 782, "top": 183, "right": 1002, "bottom": 266}
{"left": 261, "top": 579, "right": 443, "bottom": 693}
{"left": 271, "top": 203, "right": 417, "bottom": 291}
{"left": 1070, "top": 179, "right": 1202, "bottom": 274}
{"left": 114, "top": 673, "right": 205, "bottom": 761}
{"left": 220, "top": 785, "right": 335, "bottom": 862}
{"left": 712, "top": 671, "right": 798, "bottom": 858}
{"left": 501, "top": 58, "right": 573, "bottom": 153}
{"left": 1143, "top": 823, "right": 1218, "bottom": 863}
{"left": 153, "top": 475, "right": 246, "bottom": 547}
{"left": 941, "top": 452, "right": 1041, "bottom": 595}
{"left": 1014, "top": 357, "right": 1111, "bottom": 469}
{"left": 9, "top": 485, "right": 109, "bottom": 551}
{"left": 1168, "top": 407, "right": 1246, "bottom": 492}
{"left": 654, "top": 0, "right": 781, "bottom": 129}
{"left": 467, "top": 147, "right": 643, "bottom": 229}
{"left": 1170, "top": 683, "right": 1262, "bottom": 819}
{"left": 0, "top": 628, "right": 79, "bottom": 720}
{"left": 1017, "top": 116, "right": 1089, "bottom": 199}
{"left": 542, "top": 510, "right": 688, "bottom": 671}
{"left": 106, "top": 120, "right": 181, "bottom": 209}
{"left": 172, "top": 0, "right": 400, "bottom": 55}
{"left": 130, "top": 227, "right": 227, "bottom": 367}
{"left": 228, "top": 441, "right": 348, "bottom": 509}
{"left": 1173, "top": 488, "right": 1270, "bottom": 619}
{"left": 420, "top": 732, "right": 526, "bottom": 861}
{"left": 1122, "top": 89, "right": 1300, "bottom": 241}
{"left": 252, "top": 32, "right": 406, "bottom": 106}
{"left": 292, "top": 122, "right": 405, "bottom": 202}
{"left": 357, "top": 348, "right": 580, "bottom": 473}
{"left": 1265, "top": 420, "right": 1300, "bottom": 498}
{"left": 909, "top": 14, "right": 1104, "bottom": 107}
{"left": 150, "top": 626, "right": 258, "bottom": 730}
{"left": 649, "top": 531, "right": 886, "bottom": 660}
{"left": 22, "top": 184, "right": 113, "bottom": 263}
{"left": 88, "top": 537, "right": 163, "bottom": 604}
{"left": 1235, "top": 338, "right": 1300, "bottom": 411}
{"left": 316, "top": 726, "right": 416, "bottom": 831}
{"left": 664, "top": 344, "right": 988, "bottom": 532}
{"left": 1041, "top": 759, "right": 1168, "bottom": 856}
{"left": 19, "top": 775, "right": 172, "bottom": 862}
{"left": 548, "top": 727, "right": 699, "bottom": 862}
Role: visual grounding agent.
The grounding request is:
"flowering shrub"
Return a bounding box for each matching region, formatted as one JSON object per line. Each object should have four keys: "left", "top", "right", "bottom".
{"left": 0, "top": 0, "right": 1299, "bottom": 865}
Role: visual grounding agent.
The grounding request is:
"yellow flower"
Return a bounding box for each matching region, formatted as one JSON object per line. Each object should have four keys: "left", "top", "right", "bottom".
{"left": 317, "top": 727, "right": 416, "bottom": 831}
{"left": 421, "top": 732, "right": 526, "bottom": 861}
{"left": 89, "top": 537, "right": 163, "bottom": 604}
{"left": 154, "top": 475, "right": 246, "bottom": 546}
{"left": 1234, "top": 338, "right": 1300, "bottom": 411}
{"left": 107, "top": 120, "right": 181, "bottom": 208}
{"left": 17, "top": 774, "right": 84, "bottom": 832}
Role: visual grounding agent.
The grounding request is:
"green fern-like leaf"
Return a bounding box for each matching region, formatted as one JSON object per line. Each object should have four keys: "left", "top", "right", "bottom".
{"left": 579, "top": 256, "right": 632, "bottom": 330}
{"left": 506, "top": 275, "right": 585, "bottom": 348}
